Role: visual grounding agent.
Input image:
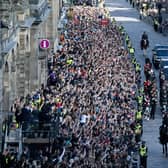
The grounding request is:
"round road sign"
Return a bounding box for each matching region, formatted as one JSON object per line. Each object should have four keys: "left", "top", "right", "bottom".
{"left": 40, "top": 39, "right": 50, "bottom": 49}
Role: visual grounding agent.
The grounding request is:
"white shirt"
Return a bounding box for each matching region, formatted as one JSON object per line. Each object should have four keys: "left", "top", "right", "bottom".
{"left": 80, "top": 114, "right": 87, "bottom": 124}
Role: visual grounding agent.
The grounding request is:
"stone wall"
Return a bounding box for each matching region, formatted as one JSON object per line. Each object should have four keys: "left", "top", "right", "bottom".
{"left": 0, "top": 0, "right": 62, "bottom": 112}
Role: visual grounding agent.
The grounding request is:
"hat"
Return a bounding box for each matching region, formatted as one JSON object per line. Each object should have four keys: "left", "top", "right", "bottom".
{"left": 142, "top": 141, "right": 146, "bottom": 144}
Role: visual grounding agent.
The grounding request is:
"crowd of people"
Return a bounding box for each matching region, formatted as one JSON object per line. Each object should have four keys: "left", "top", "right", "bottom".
{"left": 127, "top": 0, "right": 168, "bottom": 34}
{"left": 1, "top": 4, "right": 148, "bottom": 168}
{"left": 143, "top": 58, "right": 158, "bottom": 120}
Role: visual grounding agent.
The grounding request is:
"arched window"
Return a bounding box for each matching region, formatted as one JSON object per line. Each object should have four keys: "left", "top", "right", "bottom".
{"left": 4, "top": 61, "right": 9, "bottom": 73}
{"left": 26, "top": 34, "right": 29, "bottom": 47}
{"left": 11, "top": 49, "right": 16, "bottom": 72}
{"left": 12, "top": 49, "right": 15, "bottom": 61}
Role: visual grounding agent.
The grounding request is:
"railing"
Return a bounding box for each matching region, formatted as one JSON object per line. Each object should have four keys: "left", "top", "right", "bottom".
{"left": 22, "top": 130, "right": 53, "bottom": 142}
{"left": 9, "top": 120, "right": 59, "bottom": 141}
{"left": 2, "top": 121, "right": 22, "bottom": 158}
{"left": 1, "top": 118, "right": 59, "bottom": 153}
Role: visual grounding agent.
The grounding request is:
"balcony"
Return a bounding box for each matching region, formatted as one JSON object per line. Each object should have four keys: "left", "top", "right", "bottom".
{"left": 21, "top": 121, "right": 58, "bottom": 144}
{"left": 19, "top": 17, "right": 35, "bottom": 28}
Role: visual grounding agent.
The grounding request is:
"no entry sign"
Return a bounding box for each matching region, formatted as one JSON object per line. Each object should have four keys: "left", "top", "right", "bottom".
{"left": 40, "top": 39, "right": 50, "bottom": 49}
{"left": 100, "top": 19, "right": 109, "bottom": 26}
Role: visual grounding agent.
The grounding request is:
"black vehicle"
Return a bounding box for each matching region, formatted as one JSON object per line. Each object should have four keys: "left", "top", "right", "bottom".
{"left": 159, "top": 64, "right": 168, "bottom": 90}
{"left": 160, "top": 65, "right": 168, "bottom": 112}
{"left": 160, "top": 83, "right": 168, "bottom": 113}
{"left": 159, "top": 60, "right": 168, "bottom": 79}
{"left": 159, "top": 61, "right": 168, "bottom": 80}
{"left": 152, "top": 44, "right": 168, "bottom": 51}
{"left": 160, "top": 60, "right": 168, "bottom": 69}
{"left": 152, "top": 46, "right": 168, "bottom": 69}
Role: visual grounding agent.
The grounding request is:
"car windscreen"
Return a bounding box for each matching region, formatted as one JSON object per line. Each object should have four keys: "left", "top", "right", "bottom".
{"left": 157, "top": 50, "right": 168, "bottom": 56}
{"left": 160, "top": 61, "right": 168, "bottom": 68}
{"left": 154, "top": 46, "right": 168, "bottom": 50}
{"left": 162, "top": 68, "right": 168, "bottom": 80}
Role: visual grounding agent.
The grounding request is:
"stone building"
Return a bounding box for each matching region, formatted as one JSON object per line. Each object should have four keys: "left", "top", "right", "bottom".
{"left": 0, "top": 0, "right": 20, "bottom": 115}
{"left": 0, "top": 0, "right": 62, "bottom": 119}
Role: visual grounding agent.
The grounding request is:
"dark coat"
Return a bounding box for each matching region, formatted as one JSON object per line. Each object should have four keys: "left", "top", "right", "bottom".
{"left": 159, "top": 125, "right": 168, "bottom": 144}
{"left": 141, "top": 39, "right": 149, "bottom": 50}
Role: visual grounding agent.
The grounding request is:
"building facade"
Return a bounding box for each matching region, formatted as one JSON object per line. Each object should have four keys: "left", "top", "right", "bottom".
{"left": 0, "top": 0, "right": 62, "bottom": 117}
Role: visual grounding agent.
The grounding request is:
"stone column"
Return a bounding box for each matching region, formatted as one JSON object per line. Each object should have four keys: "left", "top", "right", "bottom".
{"left": 9, "top": 49, "right": 17, "bottom": 106}
{"left": 24, "top": 28, "right": 31, "bottom": 96}
{"left": 29, "top": 25, "right": 40, "bottom": 92}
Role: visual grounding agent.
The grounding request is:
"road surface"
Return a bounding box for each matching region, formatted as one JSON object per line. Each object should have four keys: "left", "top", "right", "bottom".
{"left": 105, "top": 0, "right": 168, "bottom": 167}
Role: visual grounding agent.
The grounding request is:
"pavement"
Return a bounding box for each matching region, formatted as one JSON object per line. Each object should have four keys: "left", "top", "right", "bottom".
{"left": 105, "top": 0, "right": 168, "bottom": 167}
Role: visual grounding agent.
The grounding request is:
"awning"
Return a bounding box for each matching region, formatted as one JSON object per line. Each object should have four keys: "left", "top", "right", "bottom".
{"left": 20, "top": 17, "right": 35, "bottom": 28}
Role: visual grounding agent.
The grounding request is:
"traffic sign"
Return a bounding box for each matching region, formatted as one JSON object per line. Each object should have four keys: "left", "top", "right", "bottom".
{"left": 100, "top": 19, "right": 109, "bottom": 26}
{"left": 40, "top": 39, "right": 50, "bottom": 49}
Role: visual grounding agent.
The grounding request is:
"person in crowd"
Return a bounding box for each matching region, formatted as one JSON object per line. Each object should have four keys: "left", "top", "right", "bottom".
{"left": 153, "top": 17, "right": 159, "bottom": 32}
{"left": 141, "top": 31, "right": 148, "bottom": 40}
{"left": 139, "top": 141, "right": 148, "bottom": 168}
{"left": 4, "top": 5, "right": 154, "bottom": 168}
{"left": 159, "top": 123, "right": 168, "bottom": 157}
